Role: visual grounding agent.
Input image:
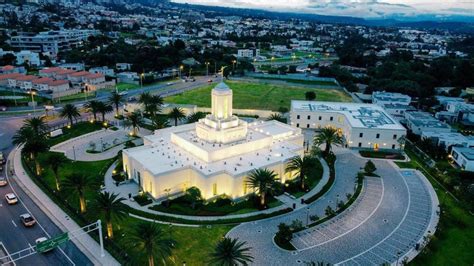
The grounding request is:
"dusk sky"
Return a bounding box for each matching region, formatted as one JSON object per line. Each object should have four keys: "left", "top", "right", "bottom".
{"left": 172, "top": 0, "right": 474, "bottom": 18}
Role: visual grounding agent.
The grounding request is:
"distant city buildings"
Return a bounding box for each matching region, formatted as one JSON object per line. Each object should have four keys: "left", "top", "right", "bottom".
{"left": 9, "top": 30, "right": 100, "bottom": 56}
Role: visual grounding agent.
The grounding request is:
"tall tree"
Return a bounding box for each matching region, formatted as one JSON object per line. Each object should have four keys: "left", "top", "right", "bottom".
{"left": 186, "top": 112, "right": 206, "bottom": 123}
{"left": 85, "top": 100, "right": 101, "bottom": 121}
{"left": 168, "top": 107, "right": 186, "bottom": 126}
{"left": 93, "top": 192, "right": 127, "bottom": 239}
{"left": 285, "top": 155, "right": 317, "bottom": 190}
{"left": 45, "top": 152, "right": 68, "bottom": 191}
{"left": 13, "top": 126, "right": 48, "bottom": 175}
{"left": 246, "top": 168, "right": 278, "bottom": 207}
{"left": 60, "top": 104, "right": 81, "bottom": 126}
{"left": 150, "top": 115, "right": 169, "bottom": 130}
{"left": 126, "top": 222, "right": 176, "bottom": 266}
{"left": 109, "top": 91, "right": 123, "bottom": 117}
{"left": 209, "top": 237, "right": 254, "bottom": 266}
{"left": 62, "top": 173, "right": 94, "bottom": 213}
{"left": 313, "top": 127, "right": 344, "bottom": 156}
{"left": 266, "top": 113, "right": 286, "bottom": 123}
{"left": 125, "top": 111, "right": 143, "bottom": 136}
{"left": 97, "top": 101, "right": 113, "bottom": 122}
{"left": 24, "top": 116, "right": 49, "bottom": 136}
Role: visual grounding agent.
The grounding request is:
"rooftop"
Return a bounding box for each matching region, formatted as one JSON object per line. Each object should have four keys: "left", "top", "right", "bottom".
{"left": 125, "top": 120, "right": 302, "bottom": 177}
{"left": 452, "top": 146, "right": 474, "bottom": 161}
{"left": 291, "top": 101, "right": 405, "bottom": 130}
{"left": 406, "top": 111, "right": 451, "bottom": 129}
{"left": 372, "top": 91, "right": 411, "bottom": 104}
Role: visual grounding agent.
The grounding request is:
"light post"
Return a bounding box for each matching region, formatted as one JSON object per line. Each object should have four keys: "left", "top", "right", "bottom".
{"left": 29, "top": 90, "right": 36, "bottom": 114}
{"left": 306, "top": 207, "right": 310, "bottom": 227}
{"left": 271, "top": 56, "right": 275, "bottom": 68}
{"left": 205, "top": 62, "right": 210, "bottom": 77}
{"left": 232, "top": 60, "right": 237, "bottom": 71}
{"left": 214, "top": 61, "right": 217, "bottom": 75}
{"left": 140, "top": 73, "right": 144, "bottom": 89}
{"left": 179, "top": 65, "right": 184, "bottom": 79}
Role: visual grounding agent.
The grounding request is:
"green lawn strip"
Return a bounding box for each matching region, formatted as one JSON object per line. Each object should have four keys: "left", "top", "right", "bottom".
{"left": 115, "top": 83, "right": 138, "bottom": 92}
{"left": 258, "top": 77, "right": 338, "bottom": 87}
{"left": 47, "top": 122, "right": 104, "bottom": 146}
{"left": 164, "top": 80, "right": 351, "bottom": 111}
{"left": 113, "top": 217, "right": 233, "bottom": 265}
{"left": 304, "top": 162, "right": 335, "bottom": 204}
{"left": 149, "top": 196, "right": 282, "bottom": 216}
{"left": 56, "top": 92, "right": 96, "bottom": 103}
{"left": 394, "top": 150, "right": 474, "bottom": 265}
{"left": 359, "top": 150, "right": 405, "bottom": 160}
{"left": 285, "top": 159, "right": 323, "bottom": 198}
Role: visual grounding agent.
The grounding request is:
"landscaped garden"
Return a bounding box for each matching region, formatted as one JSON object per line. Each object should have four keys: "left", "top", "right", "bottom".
{"left": 359, "top": 149, "right": 405, "bottom": 160}
{"left": 164, "top": 80, "right": 352, "bottom": 111}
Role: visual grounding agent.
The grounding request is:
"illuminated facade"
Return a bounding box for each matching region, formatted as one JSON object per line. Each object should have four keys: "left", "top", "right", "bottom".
{"left": 123, "top": 83, "right": 304, "bottom": 200}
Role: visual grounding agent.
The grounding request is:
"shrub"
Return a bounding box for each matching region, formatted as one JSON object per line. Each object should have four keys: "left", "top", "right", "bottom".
{"left": 309, "top": 214, "right": 319, "bottom": 222}
{"left": 325, "top": 205, "right": 335, "bottom": 216}
{"left": 364, "top": 160, "right": 377, "bottom": 175}
{"left": 290, "top": 219, "right": 304, "bottom": 231}
{"left": 346, "top": 193, "right": 352, "bottom": 201}
{"left": 275, "top": 223, "right": 293, "bottom": 244}
{"left": 133, "top": 194, "right": 152, "bottom": 206}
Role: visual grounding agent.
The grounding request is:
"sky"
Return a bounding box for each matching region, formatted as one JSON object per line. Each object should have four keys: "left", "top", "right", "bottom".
{"left": 172, "top": 0, "right": 474, "bottom": 18}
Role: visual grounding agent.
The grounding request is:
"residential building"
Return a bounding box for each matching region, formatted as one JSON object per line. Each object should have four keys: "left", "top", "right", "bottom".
{"left": 404, "top": 111, "right": 451, "bottom": 135}
{"left": 15, "top": 50, "right": 41, "bottom": 66}
{"left": 123, "top": 83, "right": 304, "bottom": 200}
{"left": 451, "top": 147, "right": 474, "bottom": 171}
{"left": 237, "top": 49, "right": 260, "bottom": 58}
{"left": 89, "top": 66, "right": 115, "bottom": 76}
{"left": 9, "top": 30, "right": 99, "bottom": 56}
{"left": 116, "top": 63, "right": 132, "bottom": 71}
{"left": 290, "top": 101, "right": 407, "bottom": 150}
{"left": 59, "top": 63, "right": 85, "bottom": 71}
{"left": 421, "top": 131, "right": 474, "bottom": 150}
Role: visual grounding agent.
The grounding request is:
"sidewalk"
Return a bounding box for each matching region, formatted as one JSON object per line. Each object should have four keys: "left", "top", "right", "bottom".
{"left": 9, "top": 146, "right": 120, "bottom": 266}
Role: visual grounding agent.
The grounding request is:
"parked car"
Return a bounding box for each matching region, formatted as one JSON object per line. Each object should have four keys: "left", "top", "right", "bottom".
{"left": 166, "top": 82, "right": 173, "bottom": 85}
{"left": 0, "top": 176, "right": 7, "bottom": 187}
{"left": 20, "top": 213, "right": 36, "bottom": 227}
{"left": 5, "top": 193, "right": 18, "bottom": 204}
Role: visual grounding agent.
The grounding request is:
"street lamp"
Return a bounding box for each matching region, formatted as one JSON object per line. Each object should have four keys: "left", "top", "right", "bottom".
{"left": 205, "top": 62, "right": 210, "bottom": 77}
{"left": 28, "top": 90, "right": 36, "bottom": 114}
{"left": 232, "top": 60, "right": 237, "bottom": 71}
{"left": 179, "top": 65, "right": 184, "bottom": 79}
{"left": 140, "top": 73, "right": 144, "bottom": 89}
{"left": 271, "top": 56, "right": 275, "bottom": 68}
{"left": 306, "top": 207, "right": 310, "bottom": 227}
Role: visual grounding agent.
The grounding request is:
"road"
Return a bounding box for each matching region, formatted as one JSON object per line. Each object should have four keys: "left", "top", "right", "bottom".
{"left": 0, "top": 115, "right": 92, "bottom": 266}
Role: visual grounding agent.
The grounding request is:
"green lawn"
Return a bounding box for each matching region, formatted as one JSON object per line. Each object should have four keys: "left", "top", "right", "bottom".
{"left": 258, "top": 77, "right": 338, "bottom": 87}
{"left": 56, "top": 91, "right": 96, "bottom": 103}
{"left": 165, "top": 80, "right": 352, "bottom": 111}
{"left": 115, "top": 217, "right": 232, "bottom": 265}
{"left": 396, "top": 150, "right": 474, "bottom": 265}
{"left": 48, "top": 122, "right": 104, "bottom": 146}
{"left": 116, "top": 82, "right": 138, "bottom": 92}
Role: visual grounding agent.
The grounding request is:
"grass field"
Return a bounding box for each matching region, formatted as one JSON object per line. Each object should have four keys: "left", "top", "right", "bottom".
{"left": 396, "top": 150, "right": 474, "bottom": 265}
{"left": 165, "top": 80, "right": 352, "bottom": 111}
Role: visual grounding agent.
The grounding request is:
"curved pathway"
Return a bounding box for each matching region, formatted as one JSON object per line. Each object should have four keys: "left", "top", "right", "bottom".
{"left": 226, "top": 151, "right": 439, "bottom": 265}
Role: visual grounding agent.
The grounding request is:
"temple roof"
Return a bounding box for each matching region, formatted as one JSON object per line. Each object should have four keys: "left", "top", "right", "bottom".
{"left": 214, "top": 82, "right": 230, "bottom": 91}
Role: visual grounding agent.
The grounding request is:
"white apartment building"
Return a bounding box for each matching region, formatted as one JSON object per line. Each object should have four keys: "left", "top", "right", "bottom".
{"left": 290, "top": 101, "right": 407, "bottom": 150}
{"left": 89, "top": 66, "right": 115, "bottom": 76}
{"left": 405, "top": 111, "right": 451, "bottom": 135}
{"left": 422, "top": 131, "right": 474, "bottom": 150}
{"left": 451, "top": 147, "right": 474, "bottom": 171}
{"left": 9, "top": 30, "right": 99, "bottom": 56}
{"left": 237, "top": 49, "right": 260, "bottom": 58}
{"left": 372, "top": 91, "right": 412, "bottom": 118}
{"left": 0, "top": 49, "right": 40, "bottom": 66}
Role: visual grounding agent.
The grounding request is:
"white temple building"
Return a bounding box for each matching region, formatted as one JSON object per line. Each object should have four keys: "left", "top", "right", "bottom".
{"left": 122, "top": 83, "right": 304, "bottom": 200}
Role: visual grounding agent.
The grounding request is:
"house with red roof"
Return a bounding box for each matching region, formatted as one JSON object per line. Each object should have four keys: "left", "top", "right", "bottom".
{"left": 32, "top": 77, "right": 54, "bottom": 91}
{"left": 14, "top": 75, "right": 40, "bottom": 90}
{"left": 0, "top": 73, "right": 23, "bottom": 85}
{"left": 39, "top": 67, "right": 62, "bottom": 78}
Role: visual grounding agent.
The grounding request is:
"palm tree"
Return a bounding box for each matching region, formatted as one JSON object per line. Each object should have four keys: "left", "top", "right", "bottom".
{"left": 139, "top": 92, "right": 163, "bottom": 115}
{"left": 187, "top": 112, "right": 206, "bottom": 123}
{"left": 285, "top": 155, "right": 317, "bottom": 190}
{"left": 109, "top": 91, "right": 123, "bottom": 117}
{"left": 209, "top": 237, "right": 254, "bottom": 266}
{"left": 126, "top": 222, "right": 176, "bottom": 266}
{"left": 93, "top": 192, "right": 127, "bottom": 239}
{"left": 24, "top": 116, "right": 49, "bottom": 136}
{"left": 13, "top": 126, "right": 48, "bottom": 175}
{"left": 45, "top": 152, "right": 68, "bottom": 191}
{"left": 60, "top": 104, "right": 81, "bottom": 126}
{"left": 150, "top": 115, "right": 169, "bottom": 130}
{"left": 266, "top": 113, "right": 286, "bottom": 123}
{"left": 97, "top": 101, "right": 113, "bottom": 122}
{"left": 139, "top": 92, "right": 152, "bottom": 108}
{"left": 125, "top": 111, "right": 143, "bottom": 136}
{"left": 313, "top": 127, "right": 344, "bottom": 156}
{"left": 62, "top": 173, "right": 94, "bottom": 213}
{"left": 85, "top": 100, "right": 101, "bottom": 121}
{"left": 168, "top": 107, "right": 186, "bottom": 126}
{"left": 246, "top": 168, "right": 278, "bottom": 207}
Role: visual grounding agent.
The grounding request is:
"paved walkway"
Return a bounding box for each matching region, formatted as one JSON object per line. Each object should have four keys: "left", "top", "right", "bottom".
{"left": 104, "top": 157, "right": 330, "bottom": 222}
{"left": 226, "top": 151, "right": 439, "bottom": 265}
{"left": 10, "top": 145, "right": 120, "bottom": 266}
{"left": 50, "top": 128, "right": 141, "bottom": 162}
